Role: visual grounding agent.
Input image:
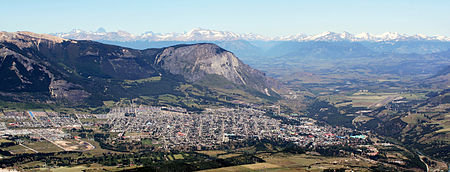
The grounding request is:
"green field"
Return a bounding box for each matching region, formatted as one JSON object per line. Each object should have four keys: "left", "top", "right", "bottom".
{"left": 322, "top": 91, "right": 429, "bottom": 109}
{"left": 24, "top": 141, "right": 64, "bottom": 153}
{"left": 201, "top": 153, "right": 375, "bottom": 172}
{"left": 45, "top": 164, "right": 141, "bottom": 172}
{"left": 196, "top": 150, "right": 227, "bottom": 157}
{"left": 123, "top": 76, "right": 162, "bottom": 84}
{"left": 3, "top": 144, "right": 34, "bottom": 154}
{"left": 79, "top": 139, "right": 127, "bottom": 157}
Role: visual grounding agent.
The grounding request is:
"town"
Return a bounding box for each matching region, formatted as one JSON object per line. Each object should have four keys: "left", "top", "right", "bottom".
{"left": 0, "top": 105, "right": 367, "bottom": 153}
{"left": 2, "top": 105, "right": 441, "bottom": 171}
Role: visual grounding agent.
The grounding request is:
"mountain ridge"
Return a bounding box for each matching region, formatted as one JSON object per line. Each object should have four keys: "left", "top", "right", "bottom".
{"left": 52, "top": 28, "right": 450, "bottom": 42}
{"left": 0, "top": 31, "right": 279, "bottom": 106}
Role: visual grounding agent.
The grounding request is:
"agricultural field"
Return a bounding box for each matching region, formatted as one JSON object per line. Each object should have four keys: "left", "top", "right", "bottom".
{"left": 3, "top": 144, "right": 34, "bottom": 154}
{"left": 201, "top": 153, "right": 376, "bottom": 172}
{"left": 217, "top": 153, "right": 242, "bottom": 159}
{"left": 53, "top": 139, "right": 95, "bottom": 151}
{"left": 43, "top": 163, "right": 141, "bottom": 172}
{"left": 79, "top": 139, "right": 126, "bottom": 157}
{"left": 23, "top": 140, "right": 63, "bottom": 153}
{"left": 196, "top": 150, "right": 228, "bottom": 157}
{"left": 320, "top": 91, "right": 429, "bottom": 109}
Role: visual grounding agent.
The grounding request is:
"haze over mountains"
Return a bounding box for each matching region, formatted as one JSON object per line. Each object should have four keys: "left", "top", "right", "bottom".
{"left": 52, "top": 28, "right": 450, "bottom": 61}
{"left": 54, "top": 28, "right": 450, "bottom": 42}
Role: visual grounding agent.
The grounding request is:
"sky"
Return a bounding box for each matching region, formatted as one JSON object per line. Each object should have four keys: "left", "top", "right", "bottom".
{"left": 1, "top": 0, "right": 449, "bottom": 37}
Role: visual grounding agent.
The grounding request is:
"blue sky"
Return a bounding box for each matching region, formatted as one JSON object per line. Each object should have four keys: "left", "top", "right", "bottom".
{"left": 1, "top": 0, "right": 449, "bottom": 37}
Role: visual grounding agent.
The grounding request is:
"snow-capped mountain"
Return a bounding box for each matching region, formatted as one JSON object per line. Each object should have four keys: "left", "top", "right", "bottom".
{"left": 54, "top": 28, "right": 266, "bottom": 42}
{"left": 52, "top": 28, "right": 450, "bottom": 42}
{"left": 280, "top": 31, "right": 450, "bottom": 42}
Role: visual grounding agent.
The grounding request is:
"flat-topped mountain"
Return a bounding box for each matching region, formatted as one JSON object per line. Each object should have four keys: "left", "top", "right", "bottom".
{"left": 0, "top": 31, "right": 279, "bottom": 106}
{"left": 154, "top": 43, "right": 278, "bottom": 95}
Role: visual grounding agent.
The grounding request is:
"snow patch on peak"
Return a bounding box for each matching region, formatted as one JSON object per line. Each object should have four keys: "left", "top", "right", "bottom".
{"left": 378, "top": 32, "right": 403, "bottom": 40}
{"left": 51, "top": 29, "right": 450, "bottom": 42}
{"left": 306, "top": 31, "right": 354, "bottom": 42}
{"left": 96, "top": 27, "right": 107, "bottom": 33}
{"left": 355, "top": 32, "right": 371, "bottom": 40}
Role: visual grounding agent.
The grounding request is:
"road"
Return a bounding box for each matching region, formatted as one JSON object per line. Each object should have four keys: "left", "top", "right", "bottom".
{"left": 19, "top": 143, "right": 38, "bottom": 153}
{"left": 32, "top": 130, "right": 67, "bottom": 151}
{"left": 369, "top": 96, "right": 397, "bottom": 108}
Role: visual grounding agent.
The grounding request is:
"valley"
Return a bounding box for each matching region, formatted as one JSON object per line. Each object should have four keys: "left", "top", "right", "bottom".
{"left": 1, "top": 0, "right": 449, "bottom": 171}
{"left": 0, "top": 31, "right": 448, "bottom": 171}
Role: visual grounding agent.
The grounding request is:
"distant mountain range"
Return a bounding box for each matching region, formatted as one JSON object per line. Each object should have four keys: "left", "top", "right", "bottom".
{"left": 51, "top": 28, "right": 450, "bottom": 61}
{"left": 53, "top": 28, "right": 450, "bottom": 42}
{"left": 48, "top": 29, "right": 450, "bottom": 89}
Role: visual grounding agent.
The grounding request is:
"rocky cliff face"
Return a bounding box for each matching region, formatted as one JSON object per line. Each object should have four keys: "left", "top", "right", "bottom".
{"left": 153, "top": 43, "right": 278, "bottom": 95}
{"left": 0, "top": 47, "right": 52, "bottom": 92}
{"left": 0, "top": 31, "right": 91, "bottom": 101}
{"left": 0, "top": 31, "right": 279, "bottom": 102}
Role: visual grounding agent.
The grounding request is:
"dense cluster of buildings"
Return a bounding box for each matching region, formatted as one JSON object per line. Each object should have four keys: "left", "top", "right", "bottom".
{"left": 104, "top": 106, "right": 361, "bottom": 150}
{"left": 0, "top": 106, "right": 365, "bottom": 151}
{"left": 1, "top": 111, "right": 81, "bottom": 129}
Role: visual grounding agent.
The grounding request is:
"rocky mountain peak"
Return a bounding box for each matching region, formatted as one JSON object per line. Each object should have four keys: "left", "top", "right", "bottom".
{"left": 155, "top": 43, "right": 247, "bottom": 84}
{"left": 1, "top": 31, "right": 66, "bottom": 43}
{"left": 1, "top": 31, "right": 68, "bottom": 49}
{"left": 153, "top": 43, "right": 278, "bottom": 95}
